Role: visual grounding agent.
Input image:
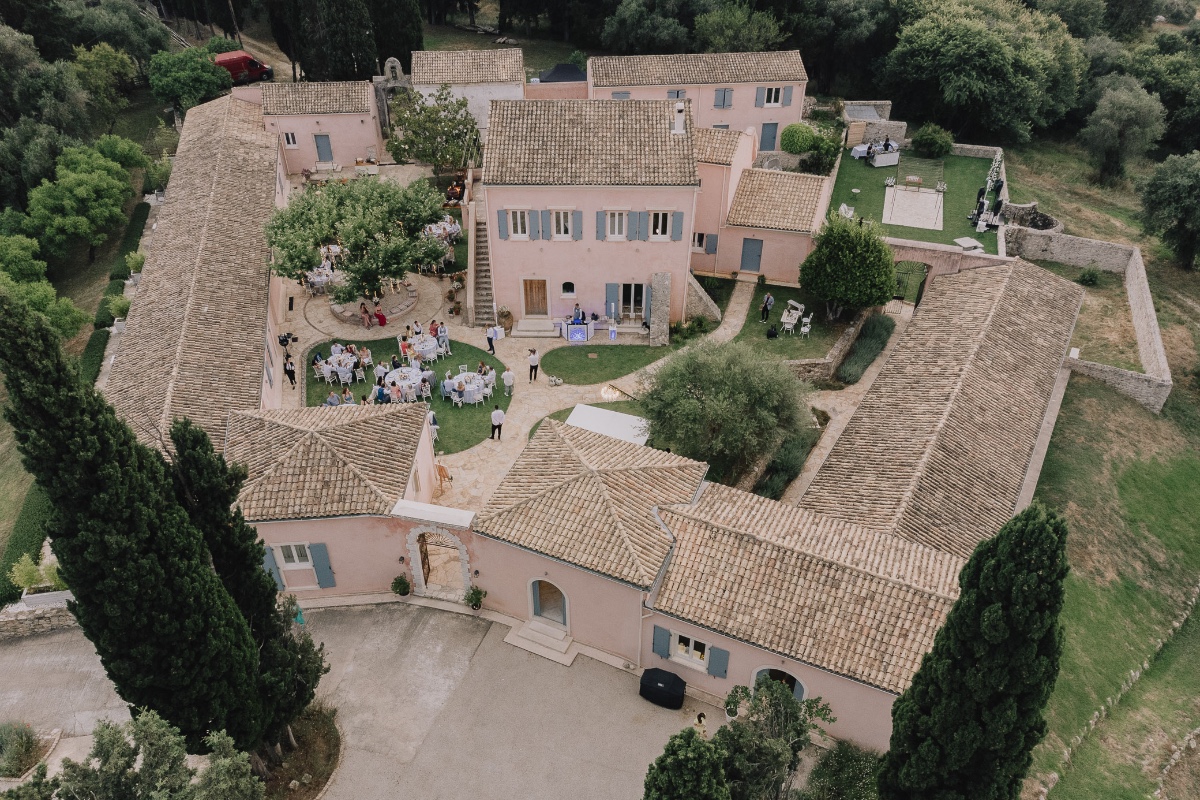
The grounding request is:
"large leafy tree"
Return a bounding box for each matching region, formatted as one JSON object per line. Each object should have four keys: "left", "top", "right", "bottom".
{"left": 388, "top": 85, "right": 481, "bottom": 176}
{"left": 1079, "top": 76, "right": 1166, "bottom": 184}
{"left": 24, "top": 147, "right": 134, "bottom": 259}
{"left": 0, "top": 235, "right": 48, "bottom": 283}
{"left": 800, "top": 214, "right": 895, "bottom": 320}
{"left": 1127, "top": 33, "right": 1200, "bottom": 152}
{"left": 0, "top": 118, "right": 78, "bottom": 211}
{"left": 1104, "top": 0, "right": 1156, "bottom": 38}
{"left": 148, "top": 48, "right": 232, "bottom": 112}
{"left": 0, "top": 273, "right": 89, "bottom": 339}
{"left": 877, "top": 503, "right": 1069, "bottom": 800}
{"left": 303, "top": 0, "right": 378, "bottom": 80}
{"left": 601, "top": 0, "right": 707, "bottom": 53}
{"left": 72, "top": 42, "right": 138, "bottom": 130}
{"left": 756, "top": 0, "right": 895, "bottom": 94}
{"left": 714, "top": 675, "right": 835, "bottom": 800}
{"left": 0, "top": 293, "right": 264, "bottom": 752}
{"left": 643, "top": 727, "right": 731, "bottom": 800}
{"left": 169, "top": 419, "right": 328, "bottom": 745}
{"left": 1140, "top": 150, "right": 1200, "bottom": 270}
{"left": 266, "top": 177, "right": 445, "bottom": 302}
{"left": 641, "top": 342, "right": 807, "bottom": 482}
{"left": 692, "top": 2, "right": 786, "bottom": 52}
{"left": 13, "top": 58, "right": 91, "bottom": 138}
{"left": 365, "top": 0, "right": 423, "bottom": 72}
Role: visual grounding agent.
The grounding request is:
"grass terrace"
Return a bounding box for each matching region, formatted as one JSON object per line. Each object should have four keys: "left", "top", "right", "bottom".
{"left": 1033, "top": 260, "right": 1141, "bottom": 372}
{"left": 539, "top": 342, "right": 682, "bottom": 385}
{"left": 829, "top": 151, "right": 999, "bottom": 253}
{"left": 733, "top": 283, "right": 849, "bottom": 359}
{"left": 303, "top": 337, "right": 510, "bottom": 455}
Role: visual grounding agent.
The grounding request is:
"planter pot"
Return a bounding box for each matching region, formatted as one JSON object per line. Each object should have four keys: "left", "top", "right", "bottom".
{"left": 498, "top": 313, "right": 514, "bottom": 334}
{"left": 469, "top": 603, "right": 482, "bottom": 611}
{"left": 21, "top": 588, "right": 73, "bottom": 608}
{"left": 113, "top": 318, "right": 126, "bottom": 334}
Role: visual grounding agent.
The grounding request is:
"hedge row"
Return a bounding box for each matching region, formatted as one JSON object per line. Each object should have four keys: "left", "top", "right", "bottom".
{"left": 752, "top": 427, "right": 819, "bottom": 500}
{"left": 79, "top": 328, "right": 111, "bottom": 385}
{"left": 836, "top": 313, "right": 896, "bottom": 385}
{"left": 93, "top": 279, "right": 128, "bottom": 329}
{"left": 108, "top": 202, "right": 149, "bottom": 280}
{"left": 0, "top": 487, "right": 53, "bottom": 606}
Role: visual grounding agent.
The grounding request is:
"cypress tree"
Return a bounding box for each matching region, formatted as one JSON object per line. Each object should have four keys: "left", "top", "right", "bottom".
{"left": 365, "top": 0, "right": 423, "bottom": 73}
{"left": 877, "top": 503, "right": 1070, "bottom": 800}
{"left": 305, "top": 0, "right": 378, "bottom": 81}
{"left": 0, "top": 292, "right": 263, "bottom": 752}
{"left": 169, "top": 419, "right": 327, "bottom": 743}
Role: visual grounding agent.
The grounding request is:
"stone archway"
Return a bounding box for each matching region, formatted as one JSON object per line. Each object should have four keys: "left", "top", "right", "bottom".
{"left": 407, "top": 527, "right": 470, "bottom": 602}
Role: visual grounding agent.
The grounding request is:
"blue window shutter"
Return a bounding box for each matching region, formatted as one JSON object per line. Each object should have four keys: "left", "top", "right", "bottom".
{"left": 670, "top": 211, "right": 684, "bottom": 241}
{"left": 645, "top": 283, "right": 652, "bottom": 324}
{"left": 572, "top": 210, "right": 583, "bottom": 240}
{"left": 262, "top": 546, "right": 284, "bottom": 591}
{"left": 724, "top": 88, "right": 733, "bottom": 108}
{"left": 793, "top": 681, "right": 805, "bottom": 701}
{"left": 755, "top": 87, "right": 766, "bottom": 107}
{"left": 605, "top": 282, "right": 619, "bottom": 318}
{"left": 707, "top": 646, "right": 729, "bottom": 678}
{"left": 628, "top": 211, "right": 640, "bottom": 241}
{"left": 612, "top": 91, "right": 630, "bottom": 100}
{"left": 705, "top": 233, "right": 718, "bottom": 254}
{"left": 310, "top": 543, "right": 335, "bottom": 588}
{"left": 496, "top": 209, "right": 508, "bottom": 240}
{"left": 638, "top": 211, "right": 650, "bottom": 241}
{"left": 713, "top": 88, "right": 723, "bottom": 108}
{"left": 528, "top": 210, "right": 539, "bottom": 239}
{"left": 540, "top": 210, "right": 552, "bottom": 240}
{"left": 783, "top": 85, "right": 793, "bottom": 107}
{"left": 652, "top": 625, "right": 671, "bottom": 658}
{"left": 596, "top": 210, "right": 605, "bottom": 241}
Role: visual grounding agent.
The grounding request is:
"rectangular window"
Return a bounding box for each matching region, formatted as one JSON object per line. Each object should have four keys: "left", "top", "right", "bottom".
{"left": 283, "top": 132, "right": 298, "bottom": 148}
{"left": 553, "top": 210, "right": 573, "bottom": 239}
{"left": 279, "top": 543, "right": 311, "bottom": 567}
{"left": 667, "top": 89, "right": 686, "bottom": 99}
{"left": 692, "top": 232, "right": 706, "bottom": 251}
{"left": 649, "top": 211, "right": 671, "bottom": 240}
{"left": 764, "top": 86, "right": 782, "bottom": 106}
{"left": 674, "top": 632, "right": 708, "bottom": 666}
{"left": 509, "top": 209, "right": 529, "bottom": 239}
{"left": 606, "top": 211, "right": 627, "bottom": 240}
{"left": 612, "top": 91, "right": 631, "bottom": 100}
{"left": 713, "top": 124, "right": 730, "bottom": 130}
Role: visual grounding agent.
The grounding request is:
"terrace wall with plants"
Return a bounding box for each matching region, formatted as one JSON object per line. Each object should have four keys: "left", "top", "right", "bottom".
{"left": 782, "top": 308, "right": 873, "bottom": 382}
{"left": 685, "top": 272, "right": 722, "bottom": 322}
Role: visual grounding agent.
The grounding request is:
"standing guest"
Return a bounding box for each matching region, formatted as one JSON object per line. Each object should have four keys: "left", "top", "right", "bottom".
{"left": 760, "top": 292, "right": 774, "bottom": 323}
{"left": 284, "top": 357, "right": 296, "bottom": 388}
{"left": 486, "top": 325, "right": 495, "bottom": 355}
{"left": 528, "top": 348, "right": 540, "bottom": 382}
{"left": 573, "top": 303, "right": 583, "bottom": 322}
{"left": 404, "top": 324, "right": 413, "bottom": 339}
{"left": 437, "top": 322, "right": 450, "bottom": 350}
{"left": 374, "top": 305, "right": 388, "bottom": 327}
{"left": 360, "top": 303, "right": 373, "bottom": 329}
{"left": 501, "top": 366, "right": 515, "bottom": 396}
{"left": 399, "top": 336, "right": 410, "bottom": 360}
{"left": 490, "top": 405, "right": 505, "bottom": 440}
{"left": 413, "top": 320, "right": 423, "bottom": 335}
{"left": 883, "top": 136, "right": 893, "bottom": 152}
{"left": 323, "top": 391, "right": 340, "bottom": 407}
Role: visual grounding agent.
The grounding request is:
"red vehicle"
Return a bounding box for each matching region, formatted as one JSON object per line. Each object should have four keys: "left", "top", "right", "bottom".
{"left": 213, "top": 50, "right": 274, "bottom": 84}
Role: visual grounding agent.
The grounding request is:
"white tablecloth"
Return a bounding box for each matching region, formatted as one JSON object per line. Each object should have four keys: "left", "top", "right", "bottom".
{"left": 385, "top": 367, "right": 422, "bottom": 389}
{"left": 442, "top": 372, "right": 484, "bottom": 403}
{"left": 409, "top": 334, "right": 438, "bottom": 360}
{"left": 851, "top": 143, "right": 900, "bottom": 159}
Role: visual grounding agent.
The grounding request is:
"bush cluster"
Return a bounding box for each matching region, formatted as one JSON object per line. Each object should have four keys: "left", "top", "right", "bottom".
{"left": 93, "top": 279, "right": 128, "bottom": 328}
{"left": 753, "top": 427, "right": 819, "bottom": 500}
{"left": 836, "top": 313, "right": 897, "bottom": 384}
{"left": 79, "top": 329, "right": 111, "bottom": 386}
{"left": 1076, "top": 267, "right": 1101, "bottom": 286}
{"left": 911, "top": 123, "right": 955, "bottom": 158}
{"left": 1160, "top": 0, "right": 1197, "bottom": 23}
{"left": 796, "top": 741, "right": 882, "bottom": 800}
{"left": 669, "top": 316, "right": 711, "bottom": 342}
{"left": 0, "top": 488, "right": 53, "bottom": 606}
{"left": 0, "top": 722, "right": 39, "bottom": 778}
{"left": 781, "top": 123, "right": 818, "bottom": 155}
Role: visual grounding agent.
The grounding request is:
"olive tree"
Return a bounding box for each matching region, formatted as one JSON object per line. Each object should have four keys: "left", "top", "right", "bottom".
{"left": 1140, "top": 150, "right": 1200, "bottom": 270}
{"left": 1079, "top": 76, "right": 1166, "bottom": 183}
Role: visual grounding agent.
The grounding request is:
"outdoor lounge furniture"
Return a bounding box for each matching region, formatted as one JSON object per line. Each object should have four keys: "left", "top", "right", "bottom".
{"left": 640, "top": 668, "right": 685, "bottom": 710}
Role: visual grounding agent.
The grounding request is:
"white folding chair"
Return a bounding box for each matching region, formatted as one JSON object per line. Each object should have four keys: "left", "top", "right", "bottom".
{"left": 421, "top": 384, "right": 433, "bottom": 401}
{"left": 481, "top": 383, "right": 493, "bottom": 399}
{"left": 458, "top": 364, "right": 469, "bottom": 374}
{"left": 361, "top": 354, "right": 373, "bottom": 367}
{"left": 312, "top": 365, "right": 323, "bottom": 380}
{"left": 800, "top": 324, "right": 811, "bottom": 338}
{"left": 782, "top": 319, "right": 796, "bottom": 335}
{"left": 452, "top": 393, "right": 464, "bottom": 408}
{"left": 324, "top": 369, "right": 337, "bottom": 385}
{"left": 430, "top": 425, "right": 440, "bottom": 442}
{"left": 338, "top": 371, "right": 352, "bottom": 386}
{"left": 354, "top": 368, "right": 366, "bottom": 383}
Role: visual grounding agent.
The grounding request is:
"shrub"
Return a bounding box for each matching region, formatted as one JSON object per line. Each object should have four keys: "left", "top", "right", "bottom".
{"left": 1077, "top": 267, "right": 1101, "bottom": 286}
{"left": 391, "top": 575, "right": 411, "bottom": 596}
{"left": 93, "top": 279, "right": 127, "bottom": 328}
{"left": 752, "top": 428, "right": 819, "bottom": 500}
{"left": 144, "top": 154, "right": 173, "bottom": 193}
{"left": 8, "top": 553, "right": 43, "bottom": 592}
{"left": 836, "top": 313, "right": 896, "bottom": 384}
{"left": 781, "top": 123, "right": 818, "bottom": 155}
{"left": 109, "top": 262, "right": 130, "bottom": 280}
{"left": 80, "top": 328, "right": 110, "bottom": 385}
{"left": 804, "top": 134, "right": 841, "bottom": 175}
{"left": 796, "top": 741, "right": 881, "bottom": 800}
{"left": 126, "top": 251, "right": 146, "bottom": 274}
{"left": 1160, "top": 0, "right": 1197, "bottom": 23}
{"left": 689, "top": 316, "right": 711, "bottom": 335}
{"left": 911, "top": 123, "right": 954, "bottom": 158}
{"left": 120, "top": 203, "right": 150, "bottom": 256}
{"left": 106, "top": 294, "right": 131, "bottom": 319}
{"left": 0, "top": 487, "right": 53, "bottom": 605}
{"left": 0, "top": 722, "right": 39, "bottom": 778}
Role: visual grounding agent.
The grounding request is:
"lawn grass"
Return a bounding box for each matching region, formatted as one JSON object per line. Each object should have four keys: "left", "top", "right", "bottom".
{"left": 828, "top": 151, "right": 999, "bottom": 253}
{"left": 303, "top": 337, "right": 510, "bottom": 455}
{"left": 108, "top": 86, "right": 178, "bottom": 157}
{"left": 539, "top": 343, "right": 679, "bottom": 385}
{"left": 696, "top": 275, "right": 737, "bottom": 315}
{"left": 1032, "top": 260, "right": 1141, "bottom": 372}
{"left": 733, "top": 283, "right": 849, "bottom": 359}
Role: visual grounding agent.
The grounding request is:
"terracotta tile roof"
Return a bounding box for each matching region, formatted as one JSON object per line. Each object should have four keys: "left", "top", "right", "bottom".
{"left": 482, "top": 100, "right": 699, "bottom": 186}
{"left": 693, "top": 127, "right": 744, "bottom": 165}
{"left": 656, "top": 483, "right": 964, "bottom": 694}
{"left": 224, "top": 404, "right": 427, "bottom": 521}
{"left": 411, "top": 48, "right": 524, "bottom": 85}
{"left": 104, "top": 96, "right": 277, "bottom": 450}
{"left": 590, "top": 51, "right": 807, "bottom": 87}
{"left": 800, "top": 260, "right": 1084, "bottom": 558}
{"left": 725, "top": 168, "right": 826, "bottom": 233}
{"left": 261, "top": 81, "right": 372, "bottom": 115}
{"left": 475, "top": 421, "right": 708, "bottom": 587}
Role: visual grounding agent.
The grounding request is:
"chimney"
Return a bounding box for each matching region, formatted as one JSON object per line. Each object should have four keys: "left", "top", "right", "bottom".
{"left": 672, "top": 101, "right": 685, "bottom": 135}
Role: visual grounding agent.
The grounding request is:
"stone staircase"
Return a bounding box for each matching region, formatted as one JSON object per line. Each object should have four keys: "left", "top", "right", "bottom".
{"left": 503, "top": 619, "right": 580, "bottom": 666}
{"left": 473, "top": 214, "right": 496, "bottom": 327}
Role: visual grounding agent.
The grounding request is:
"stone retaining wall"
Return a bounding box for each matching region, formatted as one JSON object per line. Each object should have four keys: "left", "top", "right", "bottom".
{"left": 863, "top": 120, "right": 907, "bottom": 144}
{"left": 1000, "top": 201, "right": 1063, "bottom": 233}
{"left": 950, "top": 143, "right": 1003, "bottom": 158}
{"left": 1004, "top": 227, "right": 1134, "bottom": 272}
{"left": 842, "top": 101, "right": 893, "bottom": 120}
{"left": 0, "top": 605, "right": 77, "bottom": 640}
{"left": 782, "top": 308, "right": 870, "bottom": 382}
{"left": 1067, "top": 358, "right": 1173, "bottom": 412}
{"left": 649, "top": 272, "right": 671, "bottom": 346}
{"left": 685, "top": 273, "right": 722, "bottom": 322}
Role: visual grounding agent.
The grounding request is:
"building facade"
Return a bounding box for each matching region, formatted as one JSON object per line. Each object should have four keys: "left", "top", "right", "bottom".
{"left": 411, "top": 49, "right": 527, "bottom": 141}
{"left": 250, "top": 82, "right": 387, "bottom": 175}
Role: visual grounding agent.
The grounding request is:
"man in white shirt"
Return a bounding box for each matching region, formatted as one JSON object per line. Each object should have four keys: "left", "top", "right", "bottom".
{"left": 330, "top": 342, "right": 345, "bottom": 356}
{"left": 490, "top": 405, "right": 505, "bottom": 440}
{"left": 374, "top": 362, "right": 389, "bottom": 380}
{"left": 501, "top": 367, "right": 515, "bottom": 396}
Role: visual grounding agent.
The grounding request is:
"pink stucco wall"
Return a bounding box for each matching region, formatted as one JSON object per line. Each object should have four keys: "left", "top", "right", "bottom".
{"left": 585, "top": 83, "right": 806, "bottom": 146}
{"left": 692, "top": 131, "right": 756, "bottom": 272}
{"left": 714, "top": 225, "right": 810, "bottom": 285}
{"left": 524, "top": 81, "right": 589, "bottom": 99}
{"left": 470, "top": 535, "right": 647, "bottom": 664}
{"left": 406, "top": 423, "right": 437, "bottom": 504}
{"left": 260, "top": 275, "right": 289, "bottom": 411}
{"left": 483, "top": 185, "right": 697, "bottom": 323}
{"left": 266, "top": 106, "right": 386, "bottom": 175}
{"left": 260, "top": 515, "right": 418, "bottom": 596}
{"left": 640, "top": 613, "right": 895, "bottom": 751}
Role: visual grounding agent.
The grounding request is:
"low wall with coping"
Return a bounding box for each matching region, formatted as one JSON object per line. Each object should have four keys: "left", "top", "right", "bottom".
{"left": 783, "top": 308, "right": 871, "bottom": 382}
{"left": 951, "top": 143, "right": 1003, "bottom": 159}
{"left": 1004, "top": 227, "right": 1173, "bottom": 412}
{"left": 685, "top": 272, "right": 723, "bottom": 322}
{"left": 885, "top": 237, "right": 1011, "bottom": 276}
{"left": 0, "top": 605, "right": 77, "bottom": 640}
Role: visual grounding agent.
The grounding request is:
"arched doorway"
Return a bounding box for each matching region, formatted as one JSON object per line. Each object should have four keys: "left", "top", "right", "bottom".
{"left": 531, "top": 580, "right": 567, "bottom": 628}
{"left": 755, "top": 667, "right": 806, "bottom": 701}
{"left": 417, "top": 532, "right": 464, "bottom": 599}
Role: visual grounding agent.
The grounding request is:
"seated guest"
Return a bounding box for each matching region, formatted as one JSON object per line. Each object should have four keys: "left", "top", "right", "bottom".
{"left": 391, "top": 354, "right": 402, "bottom": 370}
{"left": 374, "top": 361, "right": 389, "bottom": 380}
{"left": 346, "top": 344, "right": 358, "bottom": 356}
{"left": 427, "top": 409, "right": 438, "bottom": 428}
{"left": 340, "top": 387, "right": 356, "bottom": 404}
{"left": 388, "top": 382, "right": 402, "bottom": 403}
{"left": 362, "top": 393, "right": 373, "bottom": 405}
{"left": 422, "top": 367, "right": 436, "bottom": 386}
{"left": 420, "top": 377, "right": 431, "bottom": 396}
{"left": 323, "top": 391, "right": 340, "bottom": 406}
{"left": 477, "top": 360, "right": 486, "bottom": 374}
{"left": 374, "top": 305, "right": 387, "bottom": 327}
{"left": 767, "top": 324, "right": 779, "bottom": 340}
{"left": 454, "top": 380, "right": 466, "bottom": 400}
{"left": 331, "top": 342, "right": 345, "bottom": 356}
{"left": 322, "top": 361, "right": 335, "bottom": 381}
{"left": 311, "top": 352, "right": 324, "bottom": 367}
{"left": 399, "top": 337, "right": 410, "bottom": 359}
{"left": 373, "top": 382, "right": 389, "bottom": 404}
{"left": 360, "top": 347, "right": 372, "bottom": 363}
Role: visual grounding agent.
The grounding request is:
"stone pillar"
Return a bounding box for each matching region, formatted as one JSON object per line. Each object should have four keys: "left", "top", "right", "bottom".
{"left": 650, "top": 272, "right": 672, "bottom": 347}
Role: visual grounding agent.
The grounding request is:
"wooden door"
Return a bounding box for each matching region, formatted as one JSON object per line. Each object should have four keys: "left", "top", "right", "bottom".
{"left": 523, "top": 279, "right": 548, "bottom": 316}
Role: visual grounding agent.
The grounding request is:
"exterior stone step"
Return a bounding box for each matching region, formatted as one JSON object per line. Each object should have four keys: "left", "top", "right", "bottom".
{"left": 503, "top": 622, "right": 579, "bottom": 666}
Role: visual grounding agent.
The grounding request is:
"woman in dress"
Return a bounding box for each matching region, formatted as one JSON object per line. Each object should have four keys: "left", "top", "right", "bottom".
{"left": 374, "top": 305, "right": 388, "bottom": 327}
{"left": 360, "top": 303, "right": 373, "bottom": 329}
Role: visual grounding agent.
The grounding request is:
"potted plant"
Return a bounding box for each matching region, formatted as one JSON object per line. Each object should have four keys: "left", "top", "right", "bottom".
{"left": 391, "top": 575, "right": 411, "bottom": 596}
{"left": 9, "top": 553, "right": 71, "bottom": 608}
{"left": 107, "top": 295, "right": 132, "bottom": 333}
{"left": 463, "top": 585, "right": 487, "bottom": 610}
{"left": 451, "top": 301, "right": 462, "bottom": 316}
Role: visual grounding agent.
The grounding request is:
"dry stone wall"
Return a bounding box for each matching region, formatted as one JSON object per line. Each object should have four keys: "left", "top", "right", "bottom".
{"left": 950, "top": 143, "right": 1003, "bottom": 158}
{"left": 685, "top": 273, "right": 722, "bottom": 322}
{"left": 863, "top": 120, "right": 907, "bottom": 144}
{"left": 782, "top": 308, "right": 871, "bottom": 382}
{"left": 650, "top": 272, "right": 671, "bottom": 346}
{"left": 0, "top": 605, "right": 77, "bottom": 640}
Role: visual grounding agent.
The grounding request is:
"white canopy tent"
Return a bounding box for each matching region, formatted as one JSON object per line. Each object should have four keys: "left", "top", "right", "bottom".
{"left": 564, "top": 404, "right": 649, "bottom": 445}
